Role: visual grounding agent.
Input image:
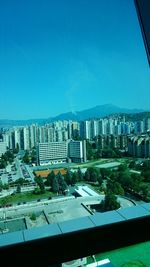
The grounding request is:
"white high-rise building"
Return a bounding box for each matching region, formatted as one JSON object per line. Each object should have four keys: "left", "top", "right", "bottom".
{"left": 47, "top": 127, "right": 55, "bottom": 142}
{"left": 0, "top": 142, "right": 7, "bottom": 156}
{"left": 2, "top": 132, "right": 10, "bottom": 148}
{"left": 14, "top": 128, "right": 21, "bottom": 149}
{"left": 91, "top": 120, "right": 98, "bottom": 138}
{"left": 98, "top": 120, "right": 105, "bottom": 135}
{"left": 38, "top": 141, "right": 68, "bottom": 165}
{"left": 29, "top": 124, "right": 37, "bottom": 148}
{"left": 23, "top": 127, "right": 30, "bottom": 150}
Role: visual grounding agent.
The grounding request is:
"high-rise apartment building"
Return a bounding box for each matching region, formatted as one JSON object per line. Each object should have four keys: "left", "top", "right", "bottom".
{"left": 68, "top": 140, "right": 86, "bottom": 163}
{"left": 13, "top": 128, "right": 21, "bottom": 149}
{"left": 128, "top": 135, "right": 150, "bottom": 157}
{"left": 38, "top": 141, "right": 68, "bottom": 165}
{"left": 91, "top": 120, "right": 98, "bottom": 138}
{"left": 80, "top": 121, "right": 91, "bottom": 139}
{"left": 0, "top": 141, "right": 7, "bottom": 156}
{"left": 23, "top": 127, "right": 30, "bottom": 150}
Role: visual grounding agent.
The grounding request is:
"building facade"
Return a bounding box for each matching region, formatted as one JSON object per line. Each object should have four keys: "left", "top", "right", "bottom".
{"left": 38, "top": 142, "right": 68, "bottom": 165}
{"left": 128, "top": 135, "right": 150, "bottom": 157}
{"left": 0, "top": 141, "right": 7, "bottom": 156}
{"left": 68, "top": 140, "right": 86, "bottom": 163}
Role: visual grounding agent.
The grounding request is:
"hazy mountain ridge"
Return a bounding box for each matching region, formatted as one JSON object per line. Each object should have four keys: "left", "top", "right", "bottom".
{"left": 0, "top": 104, "right": 149, "bottom": 127}
{"left": 50, "top": 104, "right": 145, "bottom": 121}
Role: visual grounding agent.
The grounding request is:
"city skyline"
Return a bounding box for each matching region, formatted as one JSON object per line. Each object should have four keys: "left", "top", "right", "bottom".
{"left": 0, "top": 0, "right": 150, "bottom": 120}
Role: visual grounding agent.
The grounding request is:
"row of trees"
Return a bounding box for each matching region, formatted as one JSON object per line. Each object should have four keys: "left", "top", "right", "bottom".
{"left": 86, "top": 141, "right": 123, "bottom": 160}
{"left": 105, "top": 164, "right": 150, "bottom": 202}
{"left": 34, "top": 167, "right": 103, "bottom": 196}
{"left": 22, "top": 149, "right": 36, "bottom": 164}
{"left": 129, "top": 160, "right": 150, "bottom": 183}
{"left": 34, "top": 172, "right": 68, "bottom": 195}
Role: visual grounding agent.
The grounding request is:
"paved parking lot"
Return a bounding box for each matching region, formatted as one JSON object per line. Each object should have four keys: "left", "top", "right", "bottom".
{"left": 0, "top": 158, "right": 34, "bottom": 186}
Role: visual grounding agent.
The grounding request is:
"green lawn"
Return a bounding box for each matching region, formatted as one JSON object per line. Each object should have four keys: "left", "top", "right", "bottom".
{"left": 71, "top": 159, "right": 113, "bottom": 169}
{"left": 87, "top": 241, "right": 150, "bottom": 267}
{"left": 0, "top": 190, "right": 55, "bottom": 205}
{"left": 71, "top": 158, "right": 133, "bottom": 169}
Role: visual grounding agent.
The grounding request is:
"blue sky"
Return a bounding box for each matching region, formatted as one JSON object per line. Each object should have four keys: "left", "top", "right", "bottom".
{"left": 0, "top": 0, "right": 150, "bottom": 119}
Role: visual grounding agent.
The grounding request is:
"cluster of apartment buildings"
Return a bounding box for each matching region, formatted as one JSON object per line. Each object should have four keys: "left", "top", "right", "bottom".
{"left": 1, "top": 117, "right": 150, "bottom": 151}
{"left": 128, "top": 135, "right": 150, "bottom": 158}
{"left": 0, "top": 117, "right": 150, "bottom": 162}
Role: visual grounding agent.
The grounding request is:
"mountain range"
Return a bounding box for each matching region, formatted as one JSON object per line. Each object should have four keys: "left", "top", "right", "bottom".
{"left": 0, "top": 104, "right": 149, "bottom": 127}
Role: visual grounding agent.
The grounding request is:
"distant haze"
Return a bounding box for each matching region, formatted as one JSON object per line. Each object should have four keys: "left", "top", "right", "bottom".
{"left": 0, "top": 104, "right": 149, "bottom": 127}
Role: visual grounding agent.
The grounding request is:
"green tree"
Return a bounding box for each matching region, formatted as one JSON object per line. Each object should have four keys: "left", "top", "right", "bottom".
{"left": 107, "top": 180, "right": 124, "bottom": 195}
{"left": 71, "top": 172, "right": 78, "bottom": 185}
{"left": 60, "top": 179, "right": 68, "bottom": 194}
{"left": 16, "top": 184, "right": 21, "bottom": 193}
{"left": 15, "top": 178, "right": 26, "bottom": 185}
{"left": 30, "top": 213, "right": 36, "bottom": 221}
{"left": 89, "top": 169, "right": 98, "bottom": 182}
{"left": 118, "top": 164, "right": 128, "bottom": 172}
{"left": 23, "top": 151, "right": 30, "bottom": 164}
{"left": 95, "top": 148, "right": 102, "bottom": 159}
{"left": 86, "top": 141, "right": 93, "bottom": 160}
{"left": 130, "top": 173, "right": 143, "bottom": 193}
{"left": 52, "top": 177, "right": 59, "bottom": 193}
{"left": 100, "top": 168, "right": 111, "bottom": 179}
{"left": 65, "top": 169, "right": 72, "bottom": 185}
{"left": 84, "top": 169, "right": 90, "bottom": 181}
{"left": 77, "top": 168, "right": 83, "bottom": 181}
{"left": 56, "top": 172, "right": 68, "bottom": 194}
{"left": 128, "top": 160, "right": 136, "bottom": 169}
{"left": 35, "top": 176, "right": 45, "bottom": 193}
{"left": 30, "top": 148, "right": 36, "bottom": 163}
{"left": 0, "top": 159, "right": 7, "bottom": 169}
{"left": 118, "top": 171, "right": 133, "bottom": 191}
{"left": 0, "top": 181, "right": 3, "bottom": 192}
{"left": 101, "top": 147, "right": 117, "bottom": 158}
{"left": 97, "top": 175, "right": 103, "bottom": 187}
{"left": 139, "top": 184, "right": 149, "bottom": 199}
{"left": 33, "top": 187, "right": 41, "bottom": 195}
{"left": 46, "top": 171, "right": 55, "bottom": 187}
{"left": 141, "top": 170, "right": 150, "bottom": 182}
{"left": 100, "top": 192, "right": 120, "bottom": 211}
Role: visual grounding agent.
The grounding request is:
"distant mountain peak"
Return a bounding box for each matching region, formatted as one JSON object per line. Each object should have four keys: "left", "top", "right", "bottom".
{"left": 51, "top": 104, "right": 145, "bottom": 122}
{"left": 0, "top": 104, "right": 148, "bottom": 127}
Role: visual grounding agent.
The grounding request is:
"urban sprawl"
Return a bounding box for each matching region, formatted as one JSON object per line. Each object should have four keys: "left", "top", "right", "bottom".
{"left": 0, "top": 115, "right": 150, "bottom": 236}
{"left": 1, "top": 116, "right": 150, "bottom": 161}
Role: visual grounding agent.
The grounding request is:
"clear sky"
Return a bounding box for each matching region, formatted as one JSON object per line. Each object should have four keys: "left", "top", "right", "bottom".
{"left": 0, "top": 0, "right": 150, "bottom": 120}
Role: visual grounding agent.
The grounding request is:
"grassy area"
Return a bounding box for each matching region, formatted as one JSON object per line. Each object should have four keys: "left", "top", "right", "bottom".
{"left": 71, "top": 159, "right": 113, "bottom": 169}
{"left": 71, "top": 158, "right": 133, "bottom": 169}
{"left": 0, "top": 190, "right": 55, "bottom": 205}
{"left": 87, "top": 241, "right": 150, "bottom": 267}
